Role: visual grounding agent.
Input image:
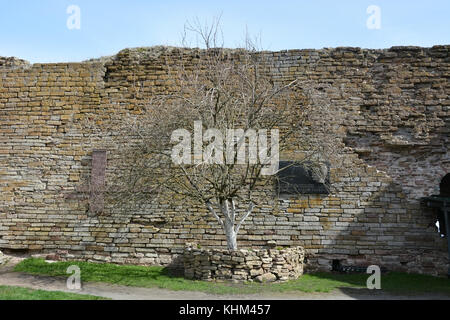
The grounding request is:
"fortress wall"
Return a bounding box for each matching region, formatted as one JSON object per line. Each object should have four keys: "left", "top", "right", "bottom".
{"left": 0, "top": 45, "right": 449, "bottom": 275}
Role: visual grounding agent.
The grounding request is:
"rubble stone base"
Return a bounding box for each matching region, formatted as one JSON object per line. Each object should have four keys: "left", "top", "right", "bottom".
{"left": 183, "top": 243, "right": 304, "bottom": 282}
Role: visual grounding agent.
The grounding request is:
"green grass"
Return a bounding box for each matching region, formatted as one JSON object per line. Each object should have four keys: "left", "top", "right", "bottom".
{"left": 14, "top": 258, "right": 450, "bottom": 295}
{"left": 0, "top": 285, "right": 106, "bottom": 300}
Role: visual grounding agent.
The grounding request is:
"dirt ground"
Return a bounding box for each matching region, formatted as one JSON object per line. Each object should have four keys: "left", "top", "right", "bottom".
{"left": 1, "top": 254, "right": 449, "bottom": 300}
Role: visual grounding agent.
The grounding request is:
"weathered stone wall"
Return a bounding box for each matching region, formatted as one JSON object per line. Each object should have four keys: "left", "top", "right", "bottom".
{"left": 183, "top": 243, "right": 304, "bottom": 282}
{"left": 0, "top": 45, "right": 449, "bottom": 275}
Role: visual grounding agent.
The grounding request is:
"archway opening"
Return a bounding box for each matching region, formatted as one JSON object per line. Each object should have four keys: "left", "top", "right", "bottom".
{"left": 440, "top": 173, "right": 450, "bottom": 197}
{"left": 436, "top": 173, "right": 450, "bottom": 237}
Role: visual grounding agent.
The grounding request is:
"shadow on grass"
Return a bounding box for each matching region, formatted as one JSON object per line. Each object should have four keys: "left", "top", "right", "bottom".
{"left": 13, "top": 258, "right": 450, "bottom": 296}
{"left": 309, "top": 271, "right": 450, "bottom": 296}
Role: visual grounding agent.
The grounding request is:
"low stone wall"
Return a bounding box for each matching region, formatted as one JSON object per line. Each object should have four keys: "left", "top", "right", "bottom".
{"left": 183, "top": 244, "right": 304, "bottom": 282}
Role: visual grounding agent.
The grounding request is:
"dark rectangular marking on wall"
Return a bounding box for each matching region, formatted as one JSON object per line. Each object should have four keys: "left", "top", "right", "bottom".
{"left": 277, "top": 161, "right": 329, "bottom": 195}
{"left": 89, "top": 150, "right": 107, "bottom": 215}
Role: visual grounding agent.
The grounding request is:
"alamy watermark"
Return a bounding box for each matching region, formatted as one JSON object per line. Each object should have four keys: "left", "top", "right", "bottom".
{"left": 366, "top": 5, "right": 381, "bottom": 30}
{"left": 171, "top": 121, "right": 279, "bottom": 175}
{"left": 66, "top": 5, "right": 81, "bottom": 30}
{"left": 366, "top": 265, "right": 381, "bottom": 289}
{"left": 66, "top": 265, "right": 81, "bottom": 290}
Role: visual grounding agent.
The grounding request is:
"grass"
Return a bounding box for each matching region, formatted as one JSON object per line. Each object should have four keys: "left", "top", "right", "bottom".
{"left": 0, "top": 285, "right": 106, "bottom": 300}
{"left": 14, "top": 258, "right": 450, "bottom": 295}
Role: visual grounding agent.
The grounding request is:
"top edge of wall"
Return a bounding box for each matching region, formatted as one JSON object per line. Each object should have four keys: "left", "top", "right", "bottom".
{"left": 1, "top": 44, "right": 449, "bottom": 68}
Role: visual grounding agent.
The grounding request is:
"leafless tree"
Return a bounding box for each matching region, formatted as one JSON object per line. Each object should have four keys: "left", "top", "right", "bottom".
{"left": 101, "top": 19, "right": 339, "bottom": 250}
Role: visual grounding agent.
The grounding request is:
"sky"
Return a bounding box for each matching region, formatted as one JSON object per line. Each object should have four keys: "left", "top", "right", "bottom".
{"left": 0, "top": 0, "right": 449, "bottom": 63}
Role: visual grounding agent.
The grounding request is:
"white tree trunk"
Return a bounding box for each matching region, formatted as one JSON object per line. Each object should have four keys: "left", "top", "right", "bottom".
{"left": 220, "top": 199, "right": 238, "bottom": 250}
{"left": 217, "top": 198, "right": 254, "bottom": 250}
{"left": 224, "top": 219, "right": 238, "bottom": 250}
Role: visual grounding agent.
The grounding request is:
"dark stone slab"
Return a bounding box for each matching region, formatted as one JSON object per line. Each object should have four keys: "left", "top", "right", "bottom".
{"left": 276, "top": 161, "right": 329, "bottom": 195}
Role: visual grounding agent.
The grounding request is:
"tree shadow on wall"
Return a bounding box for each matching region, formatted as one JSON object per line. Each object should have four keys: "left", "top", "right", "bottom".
{"left": 313, "top": 177, "right": 448, "bottom": 278}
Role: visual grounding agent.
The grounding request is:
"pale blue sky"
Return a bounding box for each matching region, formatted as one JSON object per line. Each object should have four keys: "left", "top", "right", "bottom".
{"left": 0, "top": 0, "right": 449, "bottom": 63}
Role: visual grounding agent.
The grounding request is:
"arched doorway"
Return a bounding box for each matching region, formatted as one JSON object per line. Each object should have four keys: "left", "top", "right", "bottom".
{"left": 437, "top": 174, "right": 450, "bottom": 236}
{"left": 423, "top": 174, "right": 450, "bottom": 277}
{"left": 440, "top": 173, "right": 450, "bottom": 197}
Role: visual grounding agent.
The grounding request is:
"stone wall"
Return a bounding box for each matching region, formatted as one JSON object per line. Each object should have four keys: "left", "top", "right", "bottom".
{"left": 0, "top": 45, "right": 449, "bottom": 276}
{"left": 183, "top": 243, "right": 304, "bottom": 282}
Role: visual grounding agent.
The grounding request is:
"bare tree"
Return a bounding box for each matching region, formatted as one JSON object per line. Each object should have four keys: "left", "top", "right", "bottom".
{"left": 103, "top": 20, "right": 337, "bottom": 250}
{"left": 181, "top": 14, "right": 224, "bottom": 49}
